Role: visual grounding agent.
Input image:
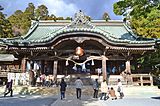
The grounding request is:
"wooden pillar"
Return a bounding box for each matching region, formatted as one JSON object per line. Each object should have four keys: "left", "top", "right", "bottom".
{"left": 125, "top": 60, "right": 131, "bottom": 73}
{"left": 150, "top": 75, "right": 153, "bottom": 86}
{"left": 41, "top": 60, "right": 44, "bottom": 74}
{"left": 140, "top": 75, "right": 143, "bottom": 86}
{"left": 102, "top": 55, "right": 107, "bottom": 81}
{"left": 53, "top": 61, "right": 58, "bottom": 81}
{"left": 125, "top": 59, "right": 133, "bottom": 84}
{"left": 21, "top": 58, "right": 26, "bottom": 73}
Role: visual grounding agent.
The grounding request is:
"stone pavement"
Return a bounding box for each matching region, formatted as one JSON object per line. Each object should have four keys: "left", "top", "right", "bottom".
{"left": 0, "top": 94, "right": 57, "bottom": 106}
{"left": 51, "top": 96, "right": 101, "bottom": 106}
{"left": 50, "top": 95, "right": 160, "bottom": 106}
{"left": 51, "top": 86, "right": 160, "bottom": 106}
{"left": 0, "top": 86, "right": 160, "bottom": 106}
{"left": 98, "top": 98, "right": 160, "bottom": 106}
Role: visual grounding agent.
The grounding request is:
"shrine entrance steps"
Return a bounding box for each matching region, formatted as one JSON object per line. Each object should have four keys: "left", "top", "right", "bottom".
{"left": 57, "top": 73, "right": 93, "bottom": 85}
{"left": 108, "top": 75, "right": 128, "bottom": 85}
{"left": 57, "top": 74, "right": 129, "bottom": 86}
{"left": 57, "top": 74, "right": 153, "bottom": 86}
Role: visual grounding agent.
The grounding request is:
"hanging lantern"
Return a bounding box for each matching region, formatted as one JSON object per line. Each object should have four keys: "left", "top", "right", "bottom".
{"left": 75, "top": 46, "right": 84, "bottom": 56}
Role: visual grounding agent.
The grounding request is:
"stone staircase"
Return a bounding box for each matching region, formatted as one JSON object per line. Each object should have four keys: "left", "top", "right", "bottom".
{"left": 67, "top": 74, "right": 93, "bottom": 86}
{"left": 57, "top": 74, "right": 129, "bottom": 86}
{"left": 68, "top": 77, "right": 93, "bottom": 85}
{"left": 64, "top": 74, "right": 93, "bottom": 85}
{"left": 108, "top": 75, "right": 127, "bottom": 85}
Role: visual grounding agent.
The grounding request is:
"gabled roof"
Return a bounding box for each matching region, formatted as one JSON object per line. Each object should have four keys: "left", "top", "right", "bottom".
{"left": 0, "top": 11, "right": 158, "bottom": 48}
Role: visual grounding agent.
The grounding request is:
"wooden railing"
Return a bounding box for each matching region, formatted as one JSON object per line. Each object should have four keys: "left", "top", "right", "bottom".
{"left": 0, "top": 71, "right": 8, "bottom": 77}
{"left": 131, "top": 74, "right": 153, "bottom": 86}
{"left": 0, "top": 69, "right": 22, "bottom": 77}
{"left": 103, "top": 74, "right": 153, "bottom": 86}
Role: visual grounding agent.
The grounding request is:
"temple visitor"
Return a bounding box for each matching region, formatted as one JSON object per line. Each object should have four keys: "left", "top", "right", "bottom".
{"left": 59, "top": 78, "right": 67, "bottom": 100}
{"left": 93, "top": 79, "right": 99, "bottom": 98}
{"left": 100, "top": 80, "right": 109, "bottom": 100}
{"left": 4, "top": 79, "right": 13, "bottom": 97}
{"left": 109, "top": 87, "right": 117, "bottom": 100}
{"left": 75, "top": 77, "right": 83, "bottom": 99}
{"left": 117, "top": 79, "right": 124, "bottom": 99}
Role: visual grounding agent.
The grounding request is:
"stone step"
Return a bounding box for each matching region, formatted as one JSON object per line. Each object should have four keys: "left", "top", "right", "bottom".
{"left": 57, "top": 75, "right": 130, "bottom": 86}
{"left": 66, "top": 78, "right": 93, "bottom": 85}
{"left": 57, "top": 74, "right": 93, "bottom": 85}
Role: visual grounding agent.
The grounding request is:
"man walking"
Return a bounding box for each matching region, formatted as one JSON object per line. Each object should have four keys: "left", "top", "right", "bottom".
{"left": 75, "top": 77, "right": 83, "bottom": 99}
{"left": 4, "top": 79, "right": 13, "bottom": 97}
{"left": 60, "top": 78, "right": 67, "bottom": 100}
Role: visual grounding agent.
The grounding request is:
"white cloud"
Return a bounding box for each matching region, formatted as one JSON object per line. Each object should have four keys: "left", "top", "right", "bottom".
{"left": 39, "top": 0, "right": 79, "bottom": 17}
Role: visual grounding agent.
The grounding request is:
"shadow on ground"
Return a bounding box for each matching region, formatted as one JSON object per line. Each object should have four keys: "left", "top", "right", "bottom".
{"left": 18, "top": 87, "right": 59, "bottom": 95}
{"left": 151, "top": 96, "right": 160, "bottom": 99}
{"left": 82, "top": 97, "right": 99, "bottom": 106}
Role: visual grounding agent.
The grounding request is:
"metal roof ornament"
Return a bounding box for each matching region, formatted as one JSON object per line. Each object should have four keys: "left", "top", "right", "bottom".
{"left": 67, "top": 10, "right": 94, "bottom": 28}
{"left": 30, "top": 20, "right": 38, "bottom": 29}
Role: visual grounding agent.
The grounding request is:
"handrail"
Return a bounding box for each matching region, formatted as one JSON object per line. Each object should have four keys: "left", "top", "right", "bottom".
{"left": 131, "top": 74, "right": 153, "bottom": 86}
{"left": 0, "top": 69, "right": 21, "bottom": 73}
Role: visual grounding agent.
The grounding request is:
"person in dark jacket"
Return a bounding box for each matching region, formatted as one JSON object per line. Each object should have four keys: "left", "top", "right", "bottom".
{"left": 4, "top": 79, "right": 13, "bottom": 97}
{"left": 60, "top": 78, "right": 67, "bottom": 100}
{"left": 93, "top": 79, "right": 99, "bottom": 98}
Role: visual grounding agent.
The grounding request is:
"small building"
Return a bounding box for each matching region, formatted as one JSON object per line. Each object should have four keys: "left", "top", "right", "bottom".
{"left": 0, "top": 11, "right": 159, "bottom": 85}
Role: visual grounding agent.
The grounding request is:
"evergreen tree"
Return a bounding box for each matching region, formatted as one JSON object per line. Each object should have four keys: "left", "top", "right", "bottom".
{"left": 35, "top": 4, "right": 48, "bottom": 20}
{"left": 8, "top": 10, "right": 25, "bottom": 36}
{"left": 113, "top": 0, "right": 160, "bottom": 38}
{"left": 113, "top": 0, "right": 160, "bottom": 72}
{"left": 0, "top": 5, "right": 13, "bottom": 38}
{"left": 8, "top": 3, "right": 57, "bottom": 36}
{"left": 24, "top": 3, "right": 35, "bottom": 20}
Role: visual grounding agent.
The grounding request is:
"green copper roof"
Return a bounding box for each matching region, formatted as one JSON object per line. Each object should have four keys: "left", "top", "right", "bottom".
{"left": 97, "top": 25, "right": 135, "bottom": 40}
{"left": 0, "top": 11, "right": 157, "bottom": 47}
{"left": 26, "top": 26, "right": 62, "bottom": 41}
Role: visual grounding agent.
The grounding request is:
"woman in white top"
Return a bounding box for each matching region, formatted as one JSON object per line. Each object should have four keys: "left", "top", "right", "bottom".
{"left": 117, "top": 79, "right": 124, "bottom": 99}
{"left": 100, "top": 80, "right": 109, "bottom": 100}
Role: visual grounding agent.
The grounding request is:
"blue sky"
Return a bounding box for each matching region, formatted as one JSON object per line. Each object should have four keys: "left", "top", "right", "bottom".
{"left": 0, "top": 0, "right": 122, "bottom": 20}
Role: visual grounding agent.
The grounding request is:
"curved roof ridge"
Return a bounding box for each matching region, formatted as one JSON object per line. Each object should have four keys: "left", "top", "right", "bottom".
{"left": 123, "top": 23, "right": 139, "bottom": 40}
{"left": 23, "top": 20, "right": 39, "bottom": 39}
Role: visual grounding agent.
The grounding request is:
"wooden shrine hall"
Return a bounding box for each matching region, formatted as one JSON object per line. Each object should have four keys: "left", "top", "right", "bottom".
{"left": 0, "top": 11, "right": 160, "bottom": 85}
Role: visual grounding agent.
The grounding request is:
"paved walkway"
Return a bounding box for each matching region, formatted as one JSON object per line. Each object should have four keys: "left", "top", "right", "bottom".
{"left": 51, "top": 86, "right": 160, "bottom": 106}
{"left": 51, "top": 95, "right": 160, "bottom": 106}
{"left": 98, "top": 98, "right": 160, "bottom": 106}
{"left": 0, "top": 86, "right": 160, "bottom": 106}
{"left": 51, "top": 96, "right": 101, "bottom": 106}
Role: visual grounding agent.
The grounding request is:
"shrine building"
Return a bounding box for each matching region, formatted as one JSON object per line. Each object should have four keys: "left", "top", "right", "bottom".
{"left": 0, "top": 11, "right": 159, "bottom": 85}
